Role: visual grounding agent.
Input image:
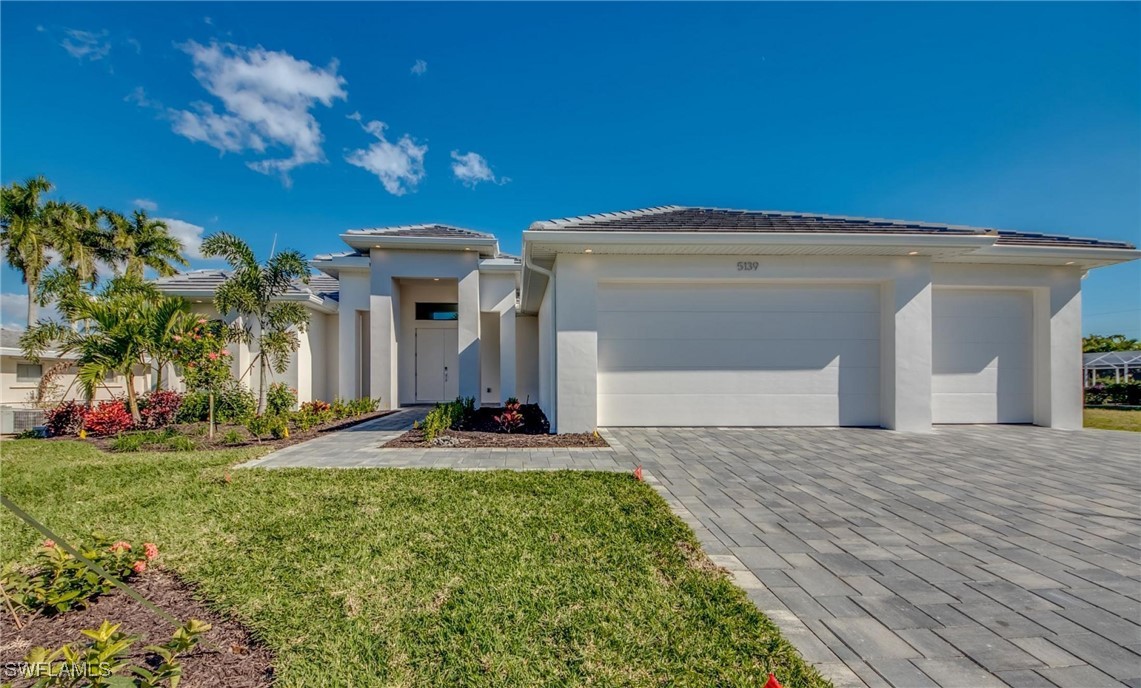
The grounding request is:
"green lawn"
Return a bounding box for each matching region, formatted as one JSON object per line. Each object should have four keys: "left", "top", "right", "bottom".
{"left": 0, "top": 440, "right": 827, "bottom": 687}
{"left": 1084, "top": 408, "right": 1141, "bottom": 432}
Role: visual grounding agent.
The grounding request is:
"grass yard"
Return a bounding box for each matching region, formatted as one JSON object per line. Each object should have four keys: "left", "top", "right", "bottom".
{"left": 1084, "top": 408, "right": 1141, "bottom": 432}
{"left": 0, "top": 440, "right": 827, "bottom": 687}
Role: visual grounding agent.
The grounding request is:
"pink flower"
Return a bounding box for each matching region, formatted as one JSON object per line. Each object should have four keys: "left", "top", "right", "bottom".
{"left": 207, "top": 352, "right": 218, "bottom": 360}
{"left": 42, "top": 539, "right": 56, "bottom": 548}
{"left": 131, "top": 560, "right": 147, "bottom": 574}
{"left": 173, "top": 335, "right": 182, "bottom": 342}
{"left": 143, "top": 543, "right": 159, "bottom": 561}
{"left": 220, "top": 349, "right": 230, "bottom": 356}
{"left": 109, "top": 541, "right": 131, "bottom": 553}
{"left": 197, "top": 319, "right": 207, "bottom": 325}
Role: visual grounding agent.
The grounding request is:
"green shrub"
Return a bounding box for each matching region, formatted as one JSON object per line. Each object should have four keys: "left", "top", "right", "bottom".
{"left": 266, "top": 382, "right": 297, "bottom": 416}
{"left": 221, "top": 429, "right": 244, "bottom": 445}
{"left": 422, "top": 396, "right": 475, "bottom": 441}
{"left": 1085, "top": 381, "right": 1141, "bottom": 406}
{"left": 164, "top": 434, "right": 198, "bottom": 451}
{"left": 247, "top": 414, "right": 289, "bottom": 441}
{"left": 1, "top": 536, "right": 159, "bottom": 616}
{"left": 178, "top": 384, "right": 257, "bottom": 424}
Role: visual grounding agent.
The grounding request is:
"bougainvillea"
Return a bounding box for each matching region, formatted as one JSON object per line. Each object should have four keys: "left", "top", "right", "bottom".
{"left": 84, "top": 400, "right": 134, "bottom": 436}
{"left": 45, "top": 400, "right": 89, "bottom": 436}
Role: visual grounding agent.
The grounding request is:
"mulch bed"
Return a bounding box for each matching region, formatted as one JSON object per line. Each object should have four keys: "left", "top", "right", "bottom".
{"left": 384, "top": 428, "right": 608, "bottom": 448}
{"left": 0, "top": 569, "right": 274, "bottom": 688}
{"left": 79, "top": 410, "right": 397, "bottom": 453}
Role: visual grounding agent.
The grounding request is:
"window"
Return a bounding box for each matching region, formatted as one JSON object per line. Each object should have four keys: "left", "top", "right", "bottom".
{"left": 415, "top": 302, "right": 459, "bottom": 321}
{"left": 16, "top": 363, "right": 42, "bottom": 383}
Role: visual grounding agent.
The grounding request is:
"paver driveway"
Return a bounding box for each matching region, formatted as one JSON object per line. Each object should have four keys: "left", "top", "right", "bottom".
{"left": 247, "top": 419, "right": 1140, "bottom": 688}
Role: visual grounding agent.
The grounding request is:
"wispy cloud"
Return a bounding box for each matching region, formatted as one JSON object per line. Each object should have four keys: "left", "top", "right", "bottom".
{"left": 133, "top": 198, "right": 158, "bottom": 212}
{"left": 167, "top": 41, "right": 348, "bottom": 185}
{"left": 345, "top": 113, "right": 427, "bottom": 196}
{"left": 1, "top": 293, "right": 63, "bottom": 330}
{"left": 450, "top": 151, "right": 507, "bottom": 187}
{"left": 60, "top": 28, "right": 112, "bottom": 61}
{"left": 159, "top": 218, "right": 206, "bottom": 259}
{"left": 410, "top": 59, "right": 428, "bottom": 76}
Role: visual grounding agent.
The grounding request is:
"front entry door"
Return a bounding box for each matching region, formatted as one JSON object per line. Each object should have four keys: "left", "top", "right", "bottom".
{"left": 415, "top": 328, "right": 459, "bottom": 402}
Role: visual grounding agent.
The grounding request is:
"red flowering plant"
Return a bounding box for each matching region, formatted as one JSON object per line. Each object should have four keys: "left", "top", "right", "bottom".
{"left": 139, "top": 390, "right": 184, "bottom": 429}
{"left": 84, "top": 400, "right": 134, "bottom": 436}
{"left": 171, "top": 318, "right": 234, "bottom": 437}
{"left": 0, "top": 535, "right": 160, "bottom": 616}
{"left": 494, "top": 400, "right": 525, "bottom": 433}
{"left": 45, "top": 400, "right": 89, "bottom": 436}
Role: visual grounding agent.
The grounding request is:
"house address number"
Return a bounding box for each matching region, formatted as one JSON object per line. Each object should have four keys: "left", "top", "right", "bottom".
{"left": 737, "top": 261, "right": 759, "bottom": 271}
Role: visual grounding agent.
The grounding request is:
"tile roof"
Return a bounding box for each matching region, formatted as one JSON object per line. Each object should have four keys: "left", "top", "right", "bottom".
{"left": 152, "top": 270, "right": 340, "bottom": 302}
{"left": 344, "top": 224, "right": 494, "bottom": 240}
{"left": 530, "top": 206, "right": 1134, "bottom": 249}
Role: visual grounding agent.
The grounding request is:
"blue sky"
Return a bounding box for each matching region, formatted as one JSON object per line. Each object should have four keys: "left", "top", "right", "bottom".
{"left": 2, "top": 2, "right": 1138, "bottom": 336}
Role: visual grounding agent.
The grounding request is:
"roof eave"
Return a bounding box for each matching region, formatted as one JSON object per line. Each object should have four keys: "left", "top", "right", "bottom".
{"left": 522, "top": 230, "right": 998, "bottom": 250}
{"left": 340, "top": 233, "right": 499, "bottom": 256}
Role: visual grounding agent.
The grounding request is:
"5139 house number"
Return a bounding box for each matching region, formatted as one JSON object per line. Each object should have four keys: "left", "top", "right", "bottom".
{"left": 736, "top": 261, "right": 759, "bottom": 271}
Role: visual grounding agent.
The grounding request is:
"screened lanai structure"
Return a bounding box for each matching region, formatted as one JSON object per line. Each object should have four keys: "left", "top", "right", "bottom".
{"left": 1084, "top": 351, "right": 1141, "bottom": 385}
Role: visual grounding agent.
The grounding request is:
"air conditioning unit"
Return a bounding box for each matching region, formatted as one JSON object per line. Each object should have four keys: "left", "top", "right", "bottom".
{"left": 1, "top": 407, "right": 46, "bottom": 434}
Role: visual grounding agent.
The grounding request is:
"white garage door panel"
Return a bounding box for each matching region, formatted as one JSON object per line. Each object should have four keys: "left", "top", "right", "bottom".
{"left": 598, "top": 311, "right": 882, "bottom": 342}
{"left": 932, "top": 289, "right": 1033, "bottom": 424}
{"left": 597, "top": 283, "right": 881, "bottom": 427}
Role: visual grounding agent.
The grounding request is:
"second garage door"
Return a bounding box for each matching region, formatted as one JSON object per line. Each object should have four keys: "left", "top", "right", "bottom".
{"left": 932, "top": 289, "right": 1034, "bottom": 424}
{"left": 597, "top": 282, "right": 881, "bottom": 426}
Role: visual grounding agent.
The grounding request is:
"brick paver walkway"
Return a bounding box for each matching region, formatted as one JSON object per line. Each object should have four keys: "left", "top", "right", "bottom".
{"left": 244, "top": 420, "right": 1141, "bottom": 688}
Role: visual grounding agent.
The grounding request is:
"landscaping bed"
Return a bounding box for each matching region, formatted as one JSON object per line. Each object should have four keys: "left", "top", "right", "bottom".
{"left": 384, "top": 428, "right": 607, "bottom": 448}
{"left": 85, "top": 409, "right": 396, "bottom": 453}
{"left": 0, "top": 569, "right": 274, "bottom": 688}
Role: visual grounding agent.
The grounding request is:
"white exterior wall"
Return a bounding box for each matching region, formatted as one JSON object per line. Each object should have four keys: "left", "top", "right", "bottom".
{"left": 537, "top": 276, "right": 555, "bottom": 427}
{"left": 880, "top": 259, "right": 933, "bottom": 431}
{"left": 516, "top": 315, "right": 540, "bottom": 405}
{"left": 0, "top": 355, "right": 150, "bottom": 409}
{"left": 480, "top": 312, "right": 500, "bottom": 404}
{"left": 336, "top": 270, "right": 371, "bottom": 400}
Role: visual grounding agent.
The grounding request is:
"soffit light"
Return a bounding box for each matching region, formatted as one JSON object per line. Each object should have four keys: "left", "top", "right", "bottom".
{"left": 584, "top": 248, "right": 593, "bottom": 253}
{"left": 1065, "top": 261, "right": 1075, "bottom": 265}
{"left": 907, "top": 251, "right": 919, "bottom": 255}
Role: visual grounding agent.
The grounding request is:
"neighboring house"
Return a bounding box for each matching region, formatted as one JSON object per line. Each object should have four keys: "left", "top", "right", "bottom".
{"left": 154, "top": 205, "right": 1138, "bottom": 433}
{"left": 0, "top": 326, "right": 150, "bottom": 410}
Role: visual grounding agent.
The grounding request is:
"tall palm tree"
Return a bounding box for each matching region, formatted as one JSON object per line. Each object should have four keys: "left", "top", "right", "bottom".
{"left": 1, "top": 175, "right": 54, "bottom": 324}
{"left": 99, "top": 209, "right": 188, "bottom": 279}
{"left": 43, "top": 200, "right": 102, "bottom": 286}
{"left": 201, "top": 232, "right": 310, "bottom": 412}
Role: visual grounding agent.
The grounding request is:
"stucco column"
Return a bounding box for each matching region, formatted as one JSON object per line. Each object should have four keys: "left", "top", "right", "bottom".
{"left": 337, "top": 308, "right": 357, "bottom": 399}
{"left": 499, "top": 305, "right": 517, "bottom": 402}
{"left": 881, "top": 260, "right": 933, "bottom": 431}
{"left": 1034, "top": 271, "right": 1082, "bottom": 429}
{"left": 369, "top": 250, "right": 398, "bottom": 408}
{"left": 458, "top": 269, "right": 481, "bottom": 405}
{"left": 554, "top": 254, "right": 598, "bottom": 433}
{"left": 294, "top": 325, "right": 313, "bottom": 404}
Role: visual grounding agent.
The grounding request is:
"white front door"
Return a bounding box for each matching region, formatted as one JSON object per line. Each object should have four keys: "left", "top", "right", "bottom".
{"left": 415, "top": 328, "right": 459, "bottom": 402}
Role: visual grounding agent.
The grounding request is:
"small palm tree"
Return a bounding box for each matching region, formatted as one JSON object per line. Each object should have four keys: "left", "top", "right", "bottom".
{"left": 200, "top": 232, "right": 310, "bottom": 412}
{"left": 1, "top": 175, "right": 54, "bottom": 324}
{"left": 99, "top": 209, "right": 188, "bottom": 279}
{"left": 21, "top": 277, "right": 192, "bottom": 422}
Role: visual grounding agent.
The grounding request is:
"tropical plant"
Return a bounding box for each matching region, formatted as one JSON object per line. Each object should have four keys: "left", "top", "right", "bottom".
{"left": 84, "top": 400, "right": 134, "bottom": 436}
{"left": 44, "top": 400, "right": 89, "bottom": 436}
{"left": 138, "top": 390, "right": 183, "bottom": 429}
{"left": 266, "top": 382, "right": 297, "bottom": 416}
{"left": 1, "top": 175, "right": 55, "bottom": 324}
{"left": 98, "top": 208, "right": 188, "bottom": 279}
{"left": 1083, "top": 333, "right": 1141, "bottom": 353}
{"left": 21, "top": 277, "right": 191, "bottom": 422}
{"left": 200, "top": 232, "right": 311, "bottom": 412}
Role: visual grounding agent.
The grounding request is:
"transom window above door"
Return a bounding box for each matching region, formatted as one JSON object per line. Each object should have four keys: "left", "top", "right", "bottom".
{"left": 415, "top": 302, "right": 459, "bottom": 321}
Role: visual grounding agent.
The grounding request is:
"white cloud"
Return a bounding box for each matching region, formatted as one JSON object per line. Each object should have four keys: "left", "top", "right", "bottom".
{"left": 168, "top": 41, "right": 348, "bottom": 185}
{"left": 133, "top": 198, "right": 158, "bottom": 211}
{"left": 60, "top": 28, "right": 111, "bottom": 61}
{"left": 450, "top": 151, "right": 507, "bottom": 187}
{"left": 411, "top": 59, "right": 428, "bottom": 76}
{"left": 159, "top": 218, "right": 206, "bottom": 259}
{"left": 345, "top": 113, "right": 427, "bottom": 196}
{"left": 1, "top": 293, "right": 63, "bottom": 330}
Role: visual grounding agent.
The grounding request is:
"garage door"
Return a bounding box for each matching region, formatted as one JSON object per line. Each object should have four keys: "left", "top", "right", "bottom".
{"left": 932, "top": 289, "right": 1033, "bottom": 424}
{"left": 597, "top": 283, "right": 881, "bottom": 426}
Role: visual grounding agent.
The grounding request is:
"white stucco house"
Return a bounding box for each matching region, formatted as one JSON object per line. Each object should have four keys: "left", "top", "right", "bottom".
{"left": 153, "top": 205, "right": 1138, "bottom": 433}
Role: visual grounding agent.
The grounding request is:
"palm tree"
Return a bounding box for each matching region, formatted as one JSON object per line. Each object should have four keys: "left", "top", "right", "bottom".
{"left": 200, "top": 232, "right": 310, "bottom": 412}
{"left": 99, "top": 209, "right": 188, "bottom": 279}
{"left": 21, "top": 277, "right": 192, "bottom": 422}
{"left": 43, "top": 200, "right": 102, "bottom": 287}
{"left": 1, "top": 175, "right": 54, "bottom": 324}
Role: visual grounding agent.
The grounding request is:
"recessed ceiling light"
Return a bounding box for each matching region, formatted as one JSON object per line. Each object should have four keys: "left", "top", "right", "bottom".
{"left": 907, "top": 251, "right": 919, "bottom": 255}
{"left": 464, "top": 247, "right": 472, "bottom": 251}
{"left": 1065, "top": 261, "right": 1075, "bottom": 265}
{"left": 433, "top": 278, "right": 440, "bottom": 281}
{"left": 584, "top": 248, "right": 593, "bottom": 253}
